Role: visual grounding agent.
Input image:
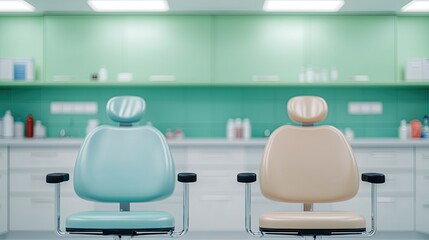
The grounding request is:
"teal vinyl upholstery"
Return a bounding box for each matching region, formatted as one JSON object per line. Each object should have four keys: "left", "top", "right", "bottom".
{"left": 62, "top": 96, "right": 177, "bottom": 235}
{"left": 66, "top": 211, "right": 174, "bottom": 230}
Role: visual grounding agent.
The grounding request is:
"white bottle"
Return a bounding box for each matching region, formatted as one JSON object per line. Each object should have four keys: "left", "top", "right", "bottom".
{"left": 299, "top": 68, "right": 305, "bottom": 83}
{"left": 242, "top": 118, "right": 252, "bottom": 140}
{"left": 14, "top": 119, "right": 24, "bottom": 138}
{"left": 399, "top": 120, "right": 408, "bottom": 140}
{"left": 306, "top": 65, "right": 314, "bottom": 83}
{"left": 330, "top": 65, "right": 338, "bottom": 81}
{"left": 86, "top": 119, "right": 99, "bottom": 135}
{"left": 98, "top": 66, "right": 108, "bottom": 82}
{"left": 234, "top": 118, "right": 242, "bottom": 139}
{"left": 226, "top": 119, "right": 235, "bottom": 140}
{"left": 2, "top": 110, "right": 14, "bottom": 138}
{"left": 34, "top": 120, "right": 46, "bottom": 138}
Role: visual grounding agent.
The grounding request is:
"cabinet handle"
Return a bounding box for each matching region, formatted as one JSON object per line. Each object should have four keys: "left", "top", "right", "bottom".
{"left": 421, "top": 153, "right": 429, "bottom": 159}
{"left": 149, "top": 75, "right": 176, "bottom": 82}
{"left": 423, "top": 204, "right": 429, "bottom": 208}
{"left": 31, "top": 198, "right": 54, "bottom": 204}
{"left": 424, "top": 175, "right": 429, "bottom": 180}
{"left": 371, "top": 152, "right": 395, "bottom": 158}
{"left": 377, "top": 197, "right": 395, "bottom": 203}
{"left": 252, "top": 75, "right": 279, "bottom": 82}
{"left": 200, "top": 195, "right": 231, "bottom": 202}
{"left": 31, "top": 152, "right": 59, "bottom": 158}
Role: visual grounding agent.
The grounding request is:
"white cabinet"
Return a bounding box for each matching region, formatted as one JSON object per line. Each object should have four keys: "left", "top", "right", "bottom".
{"left": 415, "top": 147, "right": 429, "bottom": 234}
{"left": 343, "top": 147, "right": 415, "bottom": 231}
{"left": 186, "top": 147, "right": 248, "bottom": 231}
{"left": 8, "top": 146, "right": 93, "bottom": 231}
{"left": 0, "top": 147, "right": 8, "bottom": 235}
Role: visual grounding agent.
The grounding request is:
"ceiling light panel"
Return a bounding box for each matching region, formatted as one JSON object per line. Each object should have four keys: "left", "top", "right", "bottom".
{"left": 88, "top": 0, "right": 169, "bottom": 12}
{"left": 402, "top": 0, "right": 429, "bottom": 12}
{"left": 263, "top": 0, "right": 345, "bottom": 12}
{"left": 0, "top": 0, "right": 35, "bottom": 12}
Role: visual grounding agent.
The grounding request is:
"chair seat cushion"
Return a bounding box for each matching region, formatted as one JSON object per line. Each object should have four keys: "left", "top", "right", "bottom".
{"left": 260, "top": 211, "right": 365, "bottom": 234}
{"left": 65, "top": 211, "right": 174, "bottom": 232}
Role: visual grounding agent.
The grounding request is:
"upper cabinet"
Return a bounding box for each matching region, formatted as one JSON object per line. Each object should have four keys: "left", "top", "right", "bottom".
{"left": 397, "top": 17, "right": 429, "bottom": 83}
{"left": 0, "top": 17, "right": 44, "bottom": 81}
{"left": 213, "top": 16, "right": 305, "bottom": 85}
{"left": 306, "top": 16, "right": 396, "bottom": 84}
{"left": 45, "top": 16, "right": 212, "bottom": 85}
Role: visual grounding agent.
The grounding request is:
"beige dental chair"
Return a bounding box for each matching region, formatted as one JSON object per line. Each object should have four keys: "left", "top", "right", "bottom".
{"left": 237, "top": 96, "right": 385, "bottom": 239}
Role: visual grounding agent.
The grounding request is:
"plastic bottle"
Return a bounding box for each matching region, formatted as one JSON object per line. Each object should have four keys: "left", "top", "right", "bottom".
{"left": 2, "top": 110, "right": 14, "bottom": 138}
{"left": 175, "top": 128, "right": 184, "bottom": 140}
{"left": 399, "top": 120, "right": 408, "bottom": 140}
{"left": 165, "top": 129, "right": 174, "bottom": 140}
{"left": 242, "top": 118, "right": 252, "bottom": 140}
{"left": 34, "top": 120, "right": 46, "bottom": 138}
{"left": 14, "top": 118, "right": 24, "bottom": 138}
{"left": 306, "top": 65, "right": 314, "bottom": 83}
{"left": 234, "top": 118, "right": 242, "bottom": 139}
{"left": 25, "top": 114, "right": 34, "bottom": 138}
{"left": 86, "top": 119, "right": 99, "bottom": 135}
{"left": 411, "top": 120, "right": 422, "bottom": 139}
{"left": 226, "top": 119, "right": 235, "bottom": 140}
{"left": 330, "top": 65, "right": 338, "bottom": 81}
{"left": 98, "top": 66, "right": 108, "bottom": 82}
{"left": 422, "top": 115, "right": 429, "bottom": 138}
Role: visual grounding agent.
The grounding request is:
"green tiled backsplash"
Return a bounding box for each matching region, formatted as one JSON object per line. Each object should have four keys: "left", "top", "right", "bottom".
{"left": 1, "top": 87, "right": 428, "bottom": 138}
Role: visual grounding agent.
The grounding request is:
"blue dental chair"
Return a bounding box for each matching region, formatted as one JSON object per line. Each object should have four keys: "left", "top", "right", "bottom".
{"left": 46, "top": 96, "right": 197, "bottom": 238}
{"left": 237, "top": 96, "right": 385, "bottom": 239}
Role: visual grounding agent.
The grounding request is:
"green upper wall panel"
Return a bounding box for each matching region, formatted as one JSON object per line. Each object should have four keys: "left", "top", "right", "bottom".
{"left": 307, "top": 16, "right": 396, "bottom": 84}
{"left": 397, "top": 16, "right": 429, "bottom": 83}
{"left": 213, "top": 16, "right": 305, "bottom": 85}
{"left": 44, "top": 15, "right": 212, "bottom": 85}
{"left": 0, "top": 17, "right": 44, "bottom": 81}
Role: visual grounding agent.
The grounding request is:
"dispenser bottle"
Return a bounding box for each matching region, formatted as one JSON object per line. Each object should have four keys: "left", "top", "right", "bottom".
{"left": 234, "top": 118, "right": 242, "bottom": 139}
{"left": 226, "top": 119, "right": 235, "bottom": 140}
{"left": 422, "top": 115, "right": 429, "bottom": 138}
{"left": 3, "top": 110, "right": 14, "bottom": 138}
{"left": 242, "top": 118, "right": 251, "bottom": 140}
{"left": 26, "top": 114, "right": 34, "bottom": 138}
{"left": 399, "top": 120, "right": 408, "bottom": 140}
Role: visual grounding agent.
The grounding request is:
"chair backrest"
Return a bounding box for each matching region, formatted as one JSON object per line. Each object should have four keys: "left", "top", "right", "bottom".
{"left": 74, "top": 96, "right": 175, "bottom": 203}
{"left": 260, "top": 96, "right": 359, "bottom": 203}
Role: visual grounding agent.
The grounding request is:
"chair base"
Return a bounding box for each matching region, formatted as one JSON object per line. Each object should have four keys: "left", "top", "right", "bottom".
{"left": 66, "top": 227, "right": 174, "bottom": 236}
{"left": 260, "top": 227, "right": 366, "bottom": 236}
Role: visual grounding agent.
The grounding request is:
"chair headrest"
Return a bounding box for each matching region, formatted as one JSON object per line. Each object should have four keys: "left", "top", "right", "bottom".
{"left": 106, "top": 96, "right": 146, "bottom": 124}
{"left": 287, "top": 96, "right": 328, "bottom": 124}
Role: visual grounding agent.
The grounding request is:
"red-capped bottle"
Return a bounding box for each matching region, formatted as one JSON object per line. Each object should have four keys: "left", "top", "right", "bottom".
{"left": 25, "top": 114, "right": 34, "bottom": 138}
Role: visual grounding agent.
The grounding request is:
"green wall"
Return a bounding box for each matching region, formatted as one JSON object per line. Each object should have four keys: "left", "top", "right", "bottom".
{"left": 1, "top": 87, "right": 428, "bottom": 138}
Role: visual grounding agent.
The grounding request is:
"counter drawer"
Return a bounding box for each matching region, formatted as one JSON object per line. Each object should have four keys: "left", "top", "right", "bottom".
{"left": 10, "top": 194, "right": 93, "bottom": 231}
{"left": 186, "top": 147, "right": 245, "bottom": 165}
{"left": 358, "top": 170, "right": 413, "bottom": 195}
{"left": 9, "top": 147, "right": 79, "bottom": 169}
{"left": 10, "top": 169, "right": 74, "bottom": 193}
{"left": 353, "top": 147, "right": 413, "bottom": 169}
{"left": 416, "top": 147, "right": 429, "bottom": 170}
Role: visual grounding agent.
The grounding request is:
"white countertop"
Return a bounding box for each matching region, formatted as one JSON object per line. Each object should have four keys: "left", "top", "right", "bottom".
{"left": 1, "top": 137, "right": 429, "bottom": 148}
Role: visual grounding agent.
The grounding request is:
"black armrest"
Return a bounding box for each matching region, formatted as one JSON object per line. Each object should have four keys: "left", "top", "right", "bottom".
{"left": 178, "top": 172, "right": 197, "bottom": 183}
{"left": 237, "top": 173, "right": 257, "bottom": 183}
{"left": 362, "top": 173, "right": 385, "bottom": 184}
{"left": 46, "top": 173, "right": 69, "bottom": 184}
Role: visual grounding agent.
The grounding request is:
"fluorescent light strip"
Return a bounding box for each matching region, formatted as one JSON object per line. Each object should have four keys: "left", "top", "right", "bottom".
{"left": 88, "top": 0, "right": 169, "bottom": 12}
{"left": 0, "top": 0, "right": 34, "bottom": 12}
{"left": 263, "top": 0, "right": 344, "bottom": 12}
{"left": 402, "top": 0, "right": 429, "bottom": 12}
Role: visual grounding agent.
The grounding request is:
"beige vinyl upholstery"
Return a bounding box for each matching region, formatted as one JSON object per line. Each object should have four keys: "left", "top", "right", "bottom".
{"left": 260, "top": 212, "right": 365, "bottom": 230}
{"left": 258, "top": 96, "right": 364, "bottom": 233}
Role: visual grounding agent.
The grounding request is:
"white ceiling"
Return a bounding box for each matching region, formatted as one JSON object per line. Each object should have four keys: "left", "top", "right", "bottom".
{"left": 14, "top": 0, "right": 425, "bottom": 14}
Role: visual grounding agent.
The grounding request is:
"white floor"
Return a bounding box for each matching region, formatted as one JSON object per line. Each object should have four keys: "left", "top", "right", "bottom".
{"left": 1, "top": 231, "right": 428, "bottom": 240}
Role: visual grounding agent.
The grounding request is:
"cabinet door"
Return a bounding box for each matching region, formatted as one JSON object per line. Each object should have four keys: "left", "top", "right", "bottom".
{"left": 45, "top": 16, "right": 124, "bottom": 83}
{"left": 125, "top": 16, "right": 212, "bottom": 85}
{"left": 0, "top": 147, "right": 8, "bottom": 234}
{"left": 307, "top": 16, "right": 395, "bottom": 84}
{"left": 0, "top": 17, "right": 44, "bottom": 81}
{"left": 397, "top": 17, "right": 429, "bottom": 83}
{"left": 45, "top": 16, "right": 212, "bottom": 85}
{"left": 214, "top": 16, "right": 305, "bottom": 85}
{"left": 416, "top": 147, "right": 429, "bottom": 234}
